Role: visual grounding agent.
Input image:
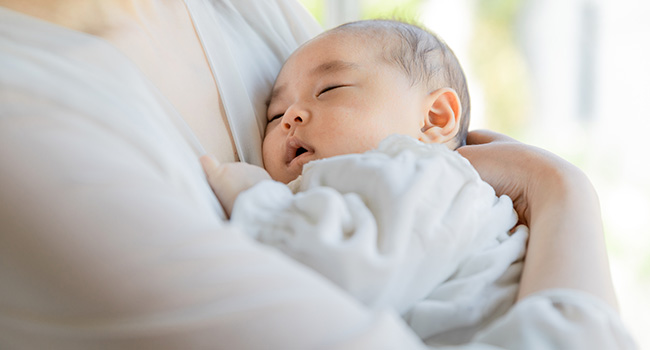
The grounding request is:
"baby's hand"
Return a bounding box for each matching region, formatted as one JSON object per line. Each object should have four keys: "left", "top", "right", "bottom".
{"left": 200, "top": 155, "right": 271, "bottom": 218}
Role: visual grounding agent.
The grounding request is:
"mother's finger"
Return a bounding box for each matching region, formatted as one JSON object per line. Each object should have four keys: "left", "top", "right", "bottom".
{"left": 466, "top": 129, "right": 518, "bottom": 145}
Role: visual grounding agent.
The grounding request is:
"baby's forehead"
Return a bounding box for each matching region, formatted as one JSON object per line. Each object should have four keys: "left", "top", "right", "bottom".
{"left": 317, "top": 27, "right": 396, "bottom": 48}
{"left": 292, "top": 30, "right": 390, "bottom": 66}
{"left": 273, "top": 26, "right": 404, "bottom": 87}
{"left": 306, "top": 30, "right": 367, "bottom": 52}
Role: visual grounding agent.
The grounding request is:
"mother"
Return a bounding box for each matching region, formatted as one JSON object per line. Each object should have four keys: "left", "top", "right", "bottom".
{"left": 0, "top": 1, "right": 631, "bottom": 349}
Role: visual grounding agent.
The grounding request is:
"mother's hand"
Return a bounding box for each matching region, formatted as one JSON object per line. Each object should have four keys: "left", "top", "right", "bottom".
{"left": 458, "top": 130, "right": 577, "bottom": 226}
{"left": 459, "top": 130, "right": 618, "bottom": 309}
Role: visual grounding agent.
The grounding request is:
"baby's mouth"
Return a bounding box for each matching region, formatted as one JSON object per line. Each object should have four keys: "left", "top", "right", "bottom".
{"left": 295, "top": 147, "right": 308, "bottom": 158}
{"left": 290, "top": 146, "right": 312, "bottom": 165}
{"left": 285, "top": 137, "right": 314, "bottom": 167}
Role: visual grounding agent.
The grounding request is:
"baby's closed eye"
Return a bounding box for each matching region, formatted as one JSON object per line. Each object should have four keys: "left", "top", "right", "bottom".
{"left": 268, "top": 113, "right": 284, "bottom": 122}
{"left": 317, "top": 84, "right": 349, "bottom": 97}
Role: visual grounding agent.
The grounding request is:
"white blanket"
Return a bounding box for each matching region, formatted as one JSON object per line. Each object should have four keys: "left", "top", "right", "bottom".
{"left": 232, "top": 135, "right": 526, "bottom": 344}
{"left": 232, "top": 135, "right": 637, "bottom": 349}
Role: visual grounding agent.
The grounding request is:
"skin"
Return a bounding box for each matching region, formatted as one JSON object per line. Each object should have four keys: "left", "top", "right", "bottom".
{"left": 203, "top": 29, "right": 463, "bottom": 214}
{"left": 263, "top": 31, "right": 462, "bottom": 184}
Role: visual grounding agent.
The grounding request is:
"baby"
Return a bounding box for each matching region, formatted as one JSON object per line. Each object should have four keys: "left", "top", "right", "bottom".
{"left": 262, "top": 19, "right": 470, "bottom": 184}
{"left": 203, "top": 19, "right": 528, "bottom": 346}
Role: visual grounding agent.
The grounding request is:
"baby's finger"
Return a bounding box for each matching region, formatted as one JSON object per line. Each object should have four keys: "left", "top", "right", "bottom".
{"left": 200, "top": 154, "right": 220, "bottom": 176}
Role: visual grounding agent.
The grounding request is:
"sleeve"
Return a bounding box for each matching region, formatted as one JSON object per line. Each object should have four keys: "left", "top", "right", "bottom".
{"left": 457, "top": 289, "right": 639, "bottom": 350}
{"left": 230, "top": 137, "right": 520, "bottom": 314}
{"left": 418, "top": 290, "right": 638, "bottom": 350}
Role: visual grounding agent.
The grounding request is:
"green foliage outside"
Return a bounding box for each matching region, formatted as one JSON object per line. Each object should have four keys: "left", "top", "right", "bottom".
{"left": 470, "top": 0, "right": 530, "bottom": 138}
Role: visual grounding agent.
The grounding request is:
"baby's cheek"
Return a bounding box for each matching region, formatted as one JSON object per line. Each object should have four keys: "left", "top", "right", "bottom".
{"left": 354, "top": 132, "right": 388, "bottom": 152}
{"left": 261, "top": 145, "right": 279, "bottom": 172}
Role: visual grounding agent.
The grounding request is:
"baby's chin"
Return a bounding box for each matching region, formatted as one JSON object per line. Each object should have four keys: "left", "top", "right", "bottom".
{"left": 267, "top": 168, "right": 299, "bottom": 184}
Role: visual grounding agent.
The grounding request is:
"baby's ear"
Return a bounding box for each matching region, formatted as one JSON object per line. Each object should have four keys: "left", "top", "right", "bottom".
{"left": 419, "top": 88, "right": 462, "bottom": 144}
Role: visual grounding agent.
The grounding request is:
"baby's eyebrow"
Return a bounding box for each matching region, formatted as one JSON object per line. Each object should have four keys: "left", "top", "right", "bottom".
{"left": 310, "top": 60, "right": 360, "bottom": 76}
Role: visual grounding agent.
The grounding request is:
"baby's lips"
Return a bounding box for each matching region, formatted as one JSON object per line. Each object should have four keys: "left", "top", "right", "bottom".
{"left": 284, "top": 136, "right": 313, "bottom": 164}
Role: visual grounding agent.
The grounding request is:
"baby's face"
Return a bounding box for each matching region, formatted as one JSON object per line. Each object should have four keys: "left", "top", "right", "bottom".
{"left": 263, "top": 32, "right": 429, "bottom": 183}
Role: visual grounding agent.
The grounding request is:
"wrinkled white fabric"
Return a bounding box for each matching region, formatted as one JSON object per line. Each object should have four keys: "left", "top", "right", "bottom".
{"left": 231, "top": 135, "right": 637, "bottom": 349}
{"left": 232, "top": 135, "right": 527, "bottom": 343}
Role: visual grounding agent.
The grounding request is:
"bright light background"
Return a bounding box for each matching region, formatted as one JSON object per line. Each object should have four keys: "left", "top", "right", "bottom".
{"left": 300, "top": 0, "right": 650, "bottom": 347}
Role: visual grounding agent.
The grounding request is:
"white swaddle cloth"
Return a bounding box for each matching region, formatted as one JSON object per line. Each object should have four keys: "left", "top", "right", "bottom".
{"left": 231, "top": 135, "right": 529, "bottom": 345}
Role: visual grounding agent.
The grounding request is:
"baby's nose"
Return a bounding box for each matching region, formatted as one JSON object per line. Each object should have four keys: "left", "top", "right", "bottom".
{"left": 282, "top": 111, "right": 308, "bottom": 130}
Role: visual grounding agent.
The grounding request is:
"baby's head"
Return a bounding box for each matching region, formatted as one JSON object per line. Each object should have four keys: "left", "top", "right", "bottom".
{"left": 263, "top": 19, "right": 470, "bottom": 183}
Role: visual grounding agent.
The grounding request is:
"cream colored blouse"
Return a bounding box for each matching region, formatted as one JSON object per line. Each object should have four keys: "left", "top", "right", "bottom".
{"left": 0, "top": 1, "right": 425, "bottom": 348}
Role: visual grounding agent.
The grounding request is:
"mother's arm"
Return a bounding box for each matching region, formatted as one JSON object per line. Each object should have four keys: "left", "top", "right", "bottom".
{"left": 458, "top": 130, "right": 618, "bottom": 310}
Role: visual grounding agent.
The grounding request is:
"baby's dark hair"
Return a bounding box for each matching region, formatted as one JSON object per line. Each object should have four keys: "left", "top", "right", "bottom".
{"left": 329, "top": 19, "right": 470, "bottom": 148}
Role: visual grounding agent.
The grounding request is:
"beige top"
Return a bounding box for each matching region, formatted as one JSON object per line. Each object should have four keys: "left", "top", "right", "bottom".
{"left": 0, "top": 1, "right": 426, "bottom": 349}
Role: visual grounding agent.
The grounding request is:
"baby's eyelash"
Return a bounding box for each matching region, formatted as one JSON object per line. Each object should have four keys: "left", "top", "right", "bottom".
{"left": 269, "top": 114, "right": 284, "bottom": 122}
{"left": 318, "top": 85, "right": 345, "bottom": 96}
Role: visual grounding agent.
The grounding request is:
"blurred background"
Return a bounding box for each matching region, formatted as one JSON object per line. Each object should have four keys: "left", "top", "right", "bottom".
{"left": 299, "top": 0, "right": 650, "bottom": 347}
